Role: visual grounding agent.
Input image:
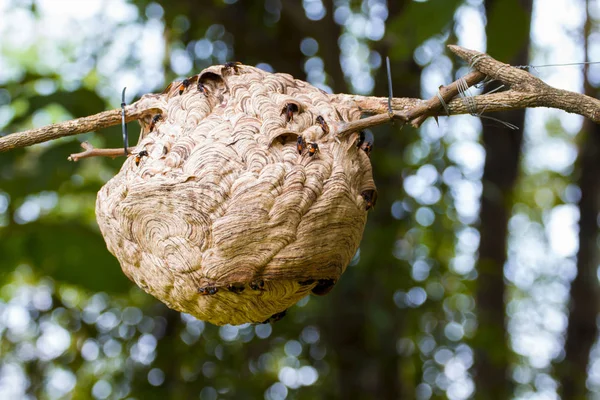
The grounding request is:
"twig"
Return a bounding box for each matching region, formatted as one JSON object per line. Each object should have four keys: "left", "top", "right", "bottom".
{"left": 329, "top": 94, "right": 423, "bottom": 115}
{"left": 335, "top": 112, "right": 408, "bottom": 138}
{"left": 67, "top": 142, "right": 136, "bottom": 162}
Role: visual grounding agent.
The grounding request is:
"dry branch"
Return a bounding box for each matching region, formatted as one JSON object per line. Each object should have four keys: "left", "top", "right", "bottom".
{"left": 67, "top": 142, "right": 136, "bottom": 162}
{"left": 336, "top": 46, "right": 600, "bottom": 126}
{"left": 446, "top": 45, "right": 600, "bottom": 123}
{"left": 0, "top": 95, "right": 164, "bottom": 152}
{"left": 408, "top": 70, "right": 486, "bottom": 126}
{"left": 0, "top": 45, "right": 599, "bottom": 158}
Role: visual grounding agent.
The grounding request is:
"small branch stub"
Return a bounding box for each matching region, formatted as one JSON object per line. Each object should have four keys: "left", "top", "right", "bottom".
{"left": 68, "top": 142, "right": 136, "bottom": 162}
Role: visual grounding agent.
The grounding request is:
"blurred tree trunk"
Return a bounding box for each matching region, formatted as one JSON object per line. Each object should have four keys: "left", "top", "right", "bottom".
{"left": 324, "top": 60, "right": 420, "bottom": 399}
{"left": 218, "top": 0, "right": 346, "bottom": 90}
{"left": 473, "top": 0, "right": 532, "bottom": 398}
{"left": 218, "top": 2, "right": 306, "bottom": 79}
{"left": 559, "top": 3, "right": 600, "bottom": 397}
{"left": 560, "top": 96, "right": 600, "bottom": 400}
{"left": 129, "top": 307, "right": 192, "bottom": 399}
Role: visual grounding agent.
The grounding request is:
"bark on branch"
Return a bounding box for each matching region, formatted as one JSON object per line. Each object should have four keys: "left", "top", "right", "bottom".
{"left": 0, "top": 46, "right": 598, "bottom": 157}
{"left": 448, "top": 45, "right": 600, "bottom": 123}
{"left": 0, "top": 95, "right": 164, "bottom": 153}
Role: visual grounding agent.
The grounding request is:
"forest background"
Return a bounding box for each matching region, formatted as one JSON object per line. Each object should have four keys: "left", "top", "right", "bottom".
{"left": 0, "top": 0, "right": 599, "bottom": 399}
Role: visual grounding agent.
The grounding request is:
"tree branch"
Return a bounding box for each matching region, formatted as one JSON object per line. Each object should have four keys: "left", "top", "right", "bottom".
{"left": 408, "top": 70, "right": 486, "bottom": 126}
{"left": 1, "top": 46, "right": 599, "bottom": 155}
{"left": 0, "top": 94, "right": 164, "bottom": 153}
{"left": 447, "top": 45, "right": 600, "bottom": 123}
{"left": 335, "top": 46, "right": 600, "bottom": 126}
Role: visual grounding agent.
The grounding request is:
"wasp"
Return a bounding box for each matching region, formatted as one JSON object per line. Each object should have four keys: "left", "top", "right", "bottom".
{"left": 135, "top": 150, "right": 148, "bottom": 166}
{"left": 307, "top": 142, "right": 319, "bottom": 157}
{"left": 197, "top": 81, "right": 209, "bottom": 96}
{"left": 356, "top": 130, "right": 365, "bottom": 148}
{"left": 149, "top": 114, "right": 163, "bottom": 133}
{"left": 177, "top": 78, "right": 191, "bottom": 95}
{"left": 360, "top": 141, "right": 373, "bottom": 157}
{"left": 316, "top": 115, "right": 329, "bottom": 134}
{"left": 250, "top": 280, "right": 265, "bottom": 291}
{"left": 361, "top": 189, "right": 377, "bottom": 211}
{"left": 227, "top": 283, "right": 245, "bottom": 294}
{"left": 281, "top": 103, "right": 299, "bottom": 123}
{"left": 311, "top": 279, "right": 336, "bottom": 296}
{"left": 198, "top": 286, "right": 218, "bottom": 295}
{"left": 223, "top": 61, "right": 242, "bottom": 74}
{"left": 262, "top": 309, "right": 287, "bottom": 324}
{"left": 296, "top": 135, "right": 306, "bottom": 155}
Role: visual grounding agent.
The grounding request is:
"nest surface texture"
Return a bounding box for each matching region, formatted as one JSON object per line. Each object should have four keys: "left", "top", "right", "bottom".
{"left": 96, "top": 64, "right": 376, "bottom": 325}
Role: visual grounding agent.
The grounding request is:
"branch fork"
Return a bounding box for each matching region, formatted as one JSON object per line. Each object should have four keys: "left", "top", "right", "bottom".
{"left": 1, "top": 46, "right": 599, "bottom": 159}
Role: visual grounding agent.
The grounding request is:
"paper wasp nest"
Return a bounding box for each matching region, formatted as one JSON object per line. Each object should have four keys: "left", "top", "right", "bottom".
{"left": 96, "top": 64, "right": 376, "bottom": 325}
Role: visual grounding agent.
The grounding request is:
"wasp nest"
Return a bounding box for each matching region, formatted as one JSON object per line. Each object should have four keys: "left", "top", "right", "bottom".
{"left": 96, "top": 63, "right": 376, "bottom": 325}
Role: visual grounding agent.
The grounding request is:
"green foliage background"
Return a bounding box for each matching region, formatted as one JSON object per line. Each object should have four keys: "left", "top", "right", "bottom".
{"left": 0, "top": 0, "right": 597, "bottom": 399}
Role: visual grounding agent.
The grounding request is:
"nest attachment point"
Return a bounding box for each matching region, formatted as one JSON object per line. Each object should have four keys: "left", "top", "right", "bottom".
{"left": 96, "top": 63, "right": 377, "bottom": 325}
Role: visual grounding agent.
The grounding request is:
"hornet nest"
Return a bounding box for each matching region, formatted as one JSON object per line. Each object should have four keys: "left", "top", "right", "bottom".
{"left": 96, "top": 63, "right": 377, "bottom": 325}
